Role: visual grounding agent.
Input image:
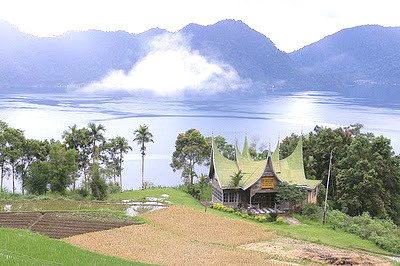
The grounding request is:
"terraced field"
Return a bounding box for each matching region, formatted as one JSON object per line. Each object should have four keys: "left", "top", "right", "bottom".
{"left": 0, "top": 212, "right": 138, "bottom": 238}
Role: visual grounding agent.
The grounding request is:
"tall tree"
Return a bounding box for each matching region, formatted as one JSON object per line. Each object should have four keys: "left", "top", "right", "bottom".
{"left": 18, "top": 139, "right": 49, "bottom": 194}
{"left": 3, "top": 127, "right": 25, "bottom": 194}
{"left": 63, "top": 125, "right": 87, "bottom": 189}
{"left": 213, "top": 136, "right": 235, "bottom": 160}
{"left": 26, "top": 142, "right": 78, "bottom": 195}
{"left": 133, "top": 125, "right": 153, "bottom": 189}
{"left": 87, "top": 123, "right": 105, "bottom": 164}
{"left": 111, "top": 137, "right": 132, "bottom": 189}
{"left": 0, "top": 121, "right": 9, "bottom": 191}
{"left": 170, "top": 129, "right": 209, "bottom": 184}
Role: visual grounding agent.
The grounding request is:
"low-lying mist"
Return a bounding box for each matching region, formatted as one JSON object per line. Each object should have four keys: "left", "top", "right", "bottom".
{"left": 82, "top": 33, "right": 249, "bottom": 96}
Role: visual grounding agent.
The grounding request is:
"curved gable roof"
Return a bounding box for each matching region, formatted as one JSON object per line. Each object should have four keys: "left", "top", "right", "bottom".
{"left": 211, "top": 137, "right": 321, "bottom": 190}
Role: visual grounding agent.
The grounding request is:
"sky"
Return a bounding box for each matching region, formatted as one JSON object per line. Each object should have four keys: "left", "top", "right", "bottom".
{"left": 1, "top": 0, "right": 400, "bottom": 52}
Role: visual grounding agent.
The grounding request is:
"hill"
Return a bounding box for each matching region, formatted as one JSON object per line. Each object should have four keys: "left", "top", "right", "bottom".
{"left": 290, "top": 25, "right": 400, "bottom": 88}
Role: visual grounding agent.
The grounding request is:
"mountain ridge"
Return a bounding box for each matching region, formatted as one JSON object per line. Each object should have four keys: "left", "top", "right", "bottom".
{"left": 0, "top": 19, "right": 399, "bottom": 92}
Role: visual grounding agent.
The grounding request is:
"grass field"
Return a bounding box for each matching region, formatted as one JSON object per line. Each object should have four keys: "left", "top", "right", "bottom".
{"left": 0, "top": 199, "right": 127, "bottom": 212}
{"left": 112, "top": 188, "right": 393, "bottom": 256}
{"left": 0, "top": 228, "right": 149, "bottom": 265}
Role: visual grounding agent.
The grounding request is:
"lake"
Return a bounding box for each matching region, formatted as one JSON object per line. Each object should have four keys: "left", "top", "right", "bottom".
{"left": 1, "top": 90, "right": 399, "bottom": 192}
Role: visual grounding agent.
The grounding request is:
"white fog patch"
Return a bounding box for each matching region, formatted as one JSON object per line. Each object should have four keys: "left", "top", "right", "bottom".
{"left": 82, "top": 33, "right": 248, "bottom": 96}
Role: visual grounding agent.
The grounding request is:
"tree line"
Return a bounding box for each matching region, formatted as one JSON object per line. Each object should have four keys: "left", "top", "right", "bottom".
{"left": 0, "top": 121, "right": 153, "bottom": 199}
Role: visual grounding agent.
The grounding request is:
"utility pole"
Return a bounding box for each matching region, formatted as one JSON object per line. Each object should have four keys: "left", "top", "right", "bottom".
{"left": 323, "top": 149, "right": 334, "bottom": 224}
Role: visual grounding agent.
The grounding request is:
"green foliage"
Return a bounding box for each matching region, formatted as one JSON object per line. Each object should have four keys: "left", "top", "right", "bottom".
{"left": 230, "top": 170, "right": 244, "bottom": 188}
{"left": 300, "top": 203, "right": 323, "bottom": 221}
{"left": 107, "top": 182, "right": 122, "bottom": 194}
{"left": 276, "top": 217, "right": 285, "bottom": 224}
{"left": 89, "top": 163, "right": 108, "bottom": 200}
{"left": 280, "top": 124, "right": 400, "bottom": 225}
{"left": 327, "top": 210, "right": 400, "bottom": 254}
{"left": 276, "top": 182, "right": 307, "bottom": 210}
{"left": 213, "top": 135, "right": 236, "bottom": 160}
{"left": 181, "top": 180, "right": 211, "bottom": 201}
{"left": 25, "top": 142, "right": 78, "bottom": 195}
{"left": 211, "top": 203, "right": 271, "bottom": 223}
{"left": 170, "top": 129, "right": 210, "bottom": 184}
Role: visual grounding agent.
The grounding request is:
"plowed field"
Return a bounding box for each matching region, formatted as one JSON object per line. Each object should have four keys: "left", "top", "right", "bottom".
{"left": 0, "top": 212, "right": 137, "bottom": 238}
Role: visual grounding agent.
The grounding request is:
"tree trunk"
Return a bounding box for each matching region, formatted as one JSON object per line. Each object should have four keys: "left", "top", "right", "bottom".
{"left": 0, "top": 165, "right": 3, "bottom": 192}
{"left": 12, "top": 166, "right": 15, "bottom": 194}
{"left": 141, "top": 154, "right": 145, "bottom": 189}
{"left": 189, "top": 159, "right": 194, "bottom": 185}
{"left": 119, "top": 152, "right": 123, "bottom": 190}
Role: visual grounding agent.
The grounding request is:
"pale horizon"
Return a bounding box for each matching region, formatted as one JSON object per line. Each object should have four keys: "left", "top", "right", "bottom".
{"left": 1, "top": 0, "right": 400, "bottom": 52}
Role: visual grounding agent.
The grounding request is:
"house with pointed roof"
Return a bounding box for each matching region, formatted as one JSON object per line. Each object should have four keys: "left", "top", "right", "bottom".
{"left": 209, "top": 137, "right": 321, "bottom": 209}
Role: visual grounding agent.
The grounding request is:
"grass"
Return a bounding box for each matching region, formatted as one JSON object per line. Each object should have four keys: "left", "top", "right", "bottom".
{"left": 0, "top": 228, "right": 150, "bottom": 265}
{"left": 109, "top": 187, "right": 200, "bottom": 208}
{"left": 111, "top": 188, "right": 395, "bottom": 256}
{"left": 0, "top": 199, "right": 127, "bottom": 212}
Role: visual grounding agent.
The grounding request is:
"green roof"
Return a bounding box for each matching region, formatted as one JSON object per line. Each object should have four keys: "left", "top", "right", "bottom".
{"left": 211, "top": 137, "right": 321, "bottom": 190}
{"left": 271, "top": 137, "right": 321, "bottom": 189}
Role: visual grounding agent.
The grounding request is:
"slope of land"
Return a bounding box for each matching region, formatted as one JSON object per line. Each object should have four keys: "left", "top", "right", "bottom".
{"left": 65, "top": 205, "right": 300, "bottom": 265}
{"left": 64, "top": 188, "right": 393, "bottom": 265}
{"left": 0, "top": 228, "right": 147, "bottom": 265}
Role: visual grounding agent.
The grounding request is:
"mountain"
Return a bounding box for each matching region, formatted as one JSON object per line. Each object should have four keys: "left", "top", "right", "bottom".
{"left": 1, "top": 20, "right": 400, "bottom": 92}
{"left": 180, "top": 20, "right": 302, "bottom": 87}
{"left": 290, "top": 25, "right": 400, "bottom": 88}
{"left": 0, "top": 19, "right": 301, "bottom": 91}
{"left": 0, "top": 20, "right": 167, "bottom": 89}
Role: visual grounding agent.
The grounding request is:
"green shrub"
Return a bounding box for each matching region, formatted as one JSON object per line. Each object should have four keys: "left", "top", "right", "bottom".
{"left": 327, "top": 210, "right": 400, "bottom": 254}
{"left": 300, "top": 203, "right": 323, "bottom": 221}
{"left": 268, "top": 212, "right": 278, "bottom": 222}
{"left": 254, "top": 216, "right": 267, "bottom": 222}
{"left": 107, "top": 182, "right": 122, "bottom": 194}
{"left": 276, "top": 217, "right": 284, "bottom": 224}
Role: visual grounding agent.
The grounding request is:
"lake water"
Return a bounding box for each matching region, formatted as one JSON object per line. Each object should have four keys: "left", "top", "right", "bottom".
{"left": 0, "top": 90, "right": 399, "bottom": 192}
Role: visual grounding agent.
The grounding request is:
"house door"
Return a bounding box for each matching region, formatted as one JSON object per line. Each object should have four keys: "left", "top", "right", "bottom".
{"left": 251, "top": 193, "right": 276, "bottom": 208}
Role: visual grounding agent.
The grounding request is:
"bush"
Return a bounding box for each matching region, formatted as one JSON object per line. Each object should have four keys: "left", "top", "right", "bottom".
{"left": 107, "top": 182, "right": 121, "bottom": 194}
{"left": 89, "top": 164, "right": 108, "bottom": 201}
{"left": 254, "top": 216, "right": 267, "bottom": 222}
{"left": 327, "top": 210, "right": 400, "bottom": 254}
{"left": 300, "top": 203, "right": 323, "bottom": 221}
{"left": 276, "top": 217, "right": 285, "bottom": 224}
{"left": 268, "top": 212, "right": 278, "bottom": 222}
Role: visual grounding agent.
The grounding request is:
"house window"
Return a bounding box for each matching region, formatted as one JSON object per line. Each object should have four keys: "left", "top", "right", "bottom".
{"left": 223, "top": 191, "right": 237, "bottom": 202}
{"left": 261, "top": 177, "right": 274, "bottom": 189}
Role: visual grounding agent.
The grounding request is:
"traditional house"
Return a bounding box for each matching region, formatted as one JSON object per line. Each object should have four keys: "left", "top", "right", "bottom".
{"left": 209, "top": 137, "right": 321, "bottom": 209}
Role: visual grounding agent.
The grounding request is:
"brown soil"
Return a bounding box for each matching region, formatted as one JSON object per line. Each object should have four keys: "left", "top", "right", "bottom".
{"left": 142, "top": 205, "right": 275, "bottom": 245}
{"left": 0, "top": 212, "right": 136, "bottom": 238}
{"left": 241, "top": 237, "right": 390, "bottom": 265}
{"left": 65, "top": 206, "right": 292, "bottom": 265}
{"left": 64, "top": 206, "right": 389, "bottom": 265}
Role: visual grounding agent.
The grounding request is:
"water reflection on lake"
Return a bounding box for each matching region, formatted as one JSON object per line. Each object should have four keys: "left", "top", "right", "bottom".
{"left": 0, "top": 90, "right": 399, "bottom": 191}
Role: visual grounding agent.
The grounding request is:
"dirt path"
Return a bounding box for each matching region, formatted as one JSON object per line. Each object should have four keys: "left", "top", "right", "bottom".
{"left": 64, "top": 206, "right": 389, "bottom": 265}
{"left": 241, "top": 237, "right": 390, "bottom": 265}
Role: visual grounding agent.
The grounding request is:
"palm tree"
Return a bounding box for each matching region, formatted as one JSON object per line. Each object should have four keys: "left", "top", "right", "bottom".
{"left": 88, "top": 123, "right": 105, "bottom": 164}
{"left": 133, "top": 125, "right": 153, "bottom": 189}
{"left": 111, "top": 137, "right": 132, "bottom": 190}
{"left": 230, "top": 170, "right": 244, "bottom": 203}
{"left": 62, "top": 124, "right": 80, "bottom": 150}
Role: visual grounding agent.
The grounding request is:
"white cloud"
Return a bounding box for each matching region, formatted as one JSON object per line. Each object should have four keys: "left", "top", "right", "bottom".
{"left": 82, "top": 33, "right": 248, "bottom": 96}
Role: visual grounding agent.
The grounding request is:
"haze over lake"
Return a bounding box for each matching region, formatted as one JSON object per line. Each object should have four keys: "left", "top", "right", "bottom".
{"left": 1, "top": 89, "right": 399, "bottom": 191}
